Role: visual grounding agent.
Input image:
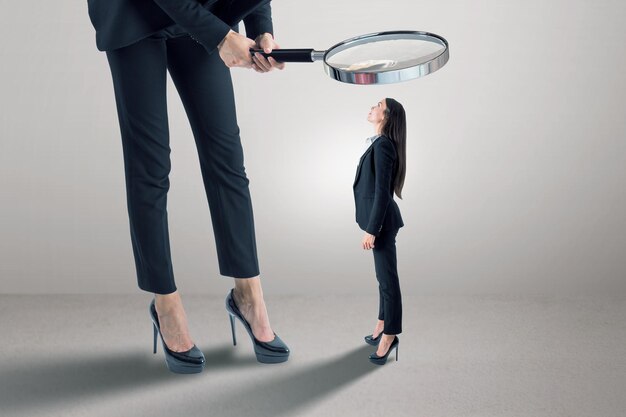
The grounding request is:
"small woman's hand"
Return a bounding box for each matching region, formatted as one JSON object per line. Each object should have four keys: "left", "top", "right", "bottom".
{"left": 362, "top": 233, "right": 376, "bottom": 250}
{"left": 251, "top": 33, "right": 285, "bottom": 72}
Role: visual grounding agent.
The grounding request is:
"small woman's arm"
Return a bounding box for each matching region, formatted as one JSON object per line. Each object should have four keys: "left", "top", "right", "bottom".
{"left": 365, "top": 139, "right": 396, "bottom": 237}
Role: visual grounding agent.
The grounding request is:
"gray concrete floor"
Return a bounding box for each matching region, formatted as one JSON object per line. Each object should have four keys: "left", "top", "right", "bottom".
{"left": 0, "top": 294, "right": 625, "bottom": 417}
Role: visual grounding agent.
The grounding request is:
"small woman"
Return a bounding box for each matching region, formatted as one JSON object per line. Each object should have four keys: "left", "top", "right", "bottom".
{"left": 354, "top": 98, "right": 406, "bottom": 365}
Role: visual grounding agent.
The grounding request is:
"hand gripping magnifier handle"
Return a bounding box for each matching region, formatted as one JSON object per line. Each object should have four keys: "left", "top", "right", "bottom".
{"left": 249, "top": 49, "right": 325, "bottom": 62}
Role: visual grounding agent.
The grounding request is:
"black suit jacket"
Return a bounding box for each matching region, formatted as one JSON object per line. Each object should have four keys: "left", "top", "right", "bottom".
{"left": 353, "top": 135, "right": 404, "bottom": 236}
{"left": 87, "top": 0, "right": 273, "bottom": 53}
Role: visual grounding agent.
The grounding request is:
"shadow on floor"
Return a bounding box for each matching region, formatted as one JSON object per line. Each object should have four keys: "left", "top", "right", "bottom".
{"left": 0, "top": 344, "right": 380, "bottom": 416}
{"left": 195, "top": 344, "right": 379, "bottom": 417}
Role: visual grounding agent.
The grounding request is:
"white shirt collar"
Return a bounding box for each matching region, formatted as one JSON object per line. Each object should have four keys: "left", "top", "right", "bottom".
{"left": 365, "top": 134, "right": 381, "bottom": 148}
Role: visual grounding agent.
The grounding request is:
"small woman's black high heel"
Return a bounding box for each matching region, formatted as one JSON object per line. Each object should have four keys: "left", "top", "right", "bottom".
{"left": 368, "top": 335, "right": 399, "bottom": 365}
{"left": 225, "top": 288, "right": 290, "bottom": 364}
{"left": 364, "top": 331, "right": 382, "bottom": 346}
{"left": 149, "top": 298, "right": 205, "bottom": 374}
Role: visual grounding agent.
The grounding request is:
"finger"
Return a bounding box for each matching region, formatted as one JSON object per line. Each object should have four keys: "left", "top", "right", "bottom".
{"left": 261, "top": 40, "right": 273, "bottom": 54}
{"left": 254, "top": 53, "right": 272, "bottom": 71}
{"left": 268, "top": 57, "right": 285, "bottom": 70}
{"left": 254, "top": 60, "right": 268, "bottom": 72}
{"left": 267, "top": 41, "right": 280, "bottom": 55}
{"left": 257, "top": 54, "right": 273, "bottom": 71}
{"left": 258, "top": 37, "right": 272, "bottom": 54}
{"left": 251, "top": 56, "right": 263, "bottom": 72}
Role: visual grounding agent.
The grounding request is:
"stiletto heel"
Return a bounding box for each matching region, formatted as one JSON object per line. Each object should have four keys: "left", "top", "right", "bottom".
{"left": 368, "top": 335, "right": 399, "bottom": 365}
{"left": 149, "top": 298, "right": 205, "bottom": 374}
{"left": 225, "top": 288, "right": 290, "bottom": 364}
{"left": 153, "top": 323, "right": 158, "bottom": 354}
{"left": 229, "top": 313, "right": 237, "bottom": 346}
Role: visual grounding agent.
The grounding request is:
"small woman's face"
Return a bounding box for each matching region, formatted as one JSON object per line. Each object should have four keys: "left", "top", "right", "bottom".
{"left": 367, "top": 98, "right": 387, "bottom": 125}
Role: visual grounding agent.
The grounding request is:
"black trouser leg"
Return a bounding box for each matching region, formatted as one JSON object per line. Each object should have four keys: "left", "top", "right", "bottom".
{"left": 165, "top": 33, "right": 259, "bottom": 278}
{"left": 106, "top": 35, "right": 176, "bottom": 295}
{"left": 373, "top": 228, "right": 402, "bottom": 334}
{"left": 104, "top": 26, "right": 260, "bottom": 294}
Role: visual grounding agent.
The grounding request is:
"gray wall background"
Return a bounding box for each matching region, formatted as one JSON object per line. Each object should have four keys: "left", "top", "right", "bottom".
{"left": 1, "top": 0, "right": 625, "bottom": 295}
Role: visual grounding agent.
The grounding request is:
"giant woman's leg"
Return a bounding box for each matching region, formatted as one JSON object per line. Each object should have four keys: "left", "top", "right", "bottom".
{"left": 166, "top": 35, "right": 279, "bottom": 344}
{"left": 106, "top": 35, "right": 176, "bottom": 295}
{"left": 106, "top": 33, "right": 198, "bottom": 354}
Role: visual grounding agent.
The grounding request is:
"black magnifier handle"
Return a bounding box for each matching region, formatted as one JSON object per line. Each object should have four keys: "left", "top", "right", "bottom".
{"left": 249, "top": 48, "right": 315, "bottom": 63}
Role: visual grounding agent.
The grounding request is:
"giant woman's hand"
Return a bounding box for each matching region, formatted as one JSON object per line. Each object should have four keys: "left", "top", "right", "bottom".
{"left": 217, "top": 30, "right": 256, "bottom": 68}
{"left": 251, "top": 33, "right": 285, "bottom": 72}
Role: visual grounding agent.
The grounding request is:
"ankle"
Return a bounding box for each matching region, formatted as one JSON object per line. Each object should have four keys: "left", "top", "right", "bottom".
{"left": 381, "top": 333, "right": 395, "bottom": 341}
{"left": 155, "top": 292, "right": 183, "bottom": 314}
{"left": 234, "top": 281, "right": 264, "bottom": 305}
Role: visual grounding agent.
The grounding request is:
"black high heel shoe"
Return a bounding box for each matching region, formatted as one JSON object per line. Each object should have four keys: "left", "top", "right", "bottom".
{"left": 368, "top": 335, "right": 399, "bottom": 365}
{"left": 364, "top": 331, "right": 382, "bottom": 346}
{"left": 225, "top": 288, "right": 290, "bottom": 364}
{"left": 149, "top": 298, "right": 205, "bottom": 374}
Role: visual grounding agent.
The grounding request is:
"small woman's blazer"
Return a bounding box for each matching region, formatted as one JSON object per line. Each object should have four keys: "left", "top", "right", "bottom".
{"left": 353, "top": 135, "right": 404, "bottom": 236}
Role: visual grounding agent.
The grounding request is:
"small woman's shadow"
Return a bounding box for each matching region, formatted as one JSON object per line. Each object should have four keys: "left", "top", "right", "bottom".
{"left": 0, "top": 344, "right": 378, "bottom": 416}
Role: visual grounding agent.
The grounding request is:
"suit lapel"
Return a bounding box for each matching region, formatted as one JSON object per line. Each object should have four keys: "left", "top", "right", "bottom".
{"left": 353, "top": 143, "right": 375, "bottom": 187}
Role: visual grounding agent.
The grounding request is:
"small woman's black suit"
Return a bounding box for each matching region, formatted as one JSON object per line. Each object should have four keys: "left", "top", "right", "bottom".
{"left": 353, "top": 134, "right": 404, "bottom": 334}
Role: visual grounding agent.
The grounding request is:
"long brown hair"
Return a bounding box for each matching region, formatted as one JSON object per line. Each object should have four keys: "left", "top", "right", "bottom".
{"left": 381, "top": 98, "right": 406, "bottom": 199}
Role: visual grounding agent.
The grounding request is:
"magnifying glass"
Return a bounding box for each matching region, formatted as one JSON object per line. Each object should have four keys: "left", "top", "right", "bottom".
{"left": 250, "top": 30, "right": 450, "bottom": 85}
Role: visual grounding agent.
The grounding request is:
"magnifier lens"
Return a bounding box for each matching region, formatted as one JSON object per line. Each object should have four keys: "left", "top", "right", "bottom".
{"left": 249, "top": 30, "right": 449, "bottom": 84}
{"left": 325, "top": 37, "right": 446, "bottom": 72}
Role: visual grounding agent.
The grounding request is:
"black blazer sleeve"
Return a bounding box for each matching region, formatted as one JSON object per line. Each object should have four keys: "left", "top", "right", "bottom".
{"left": 366, "top": 138, "right": 397, "bottom": 236}
{"left": 243, "top": 2, "right": 273, "bottom": 40}
{"left": 151, "top": 0, "right": 231, "bottom": 54}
